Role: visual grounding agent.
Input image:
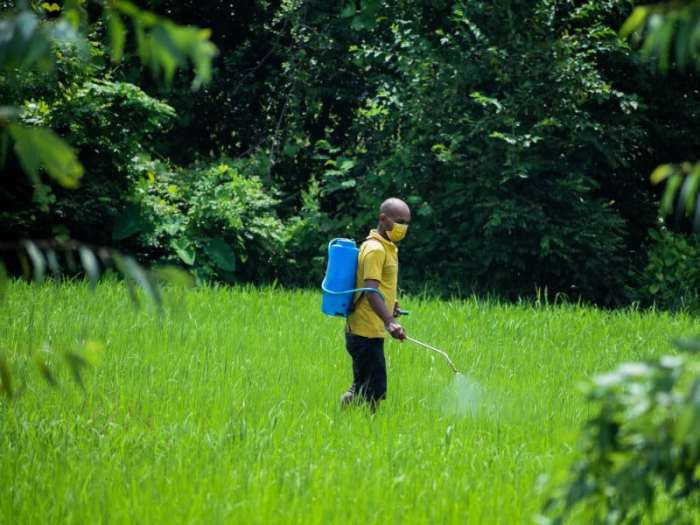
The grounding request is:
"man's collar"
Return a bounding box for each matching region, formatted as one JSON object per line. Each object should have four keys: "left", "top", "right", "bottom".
{"left": 368, "top": 229, "right": 397, "bottom": 250}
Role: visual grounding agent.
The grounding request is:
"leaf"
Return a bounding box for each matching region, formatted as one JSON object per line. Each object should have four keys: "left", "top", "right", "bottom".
{"left": 0, "top": 10, "right": 52, "bottom": 70}
{"left": 23, "top": 240, "right": 46, "bottom": 283}
{"left": 112, "top": 206, "right": 143, "bottom": 240}
{"left": 0, "top": 354, "right": 12, "bottom": 398}
{"left": 106, "top": 9, "right": 126, "bottom": 63}
{"left": 151, "top": 265, "right": 195, "bottom": 288}
{"left": 120, "top": 255, "right": 162, "bottom": 310}
{"left": 9, "top": 124, "right": 83, "bottom": 188}
{"left": 654, "top": 19, "right": 675, "bottom": 73}
{"left": 649, "top": 164, "right": 674, "bottom": 184}
{"left": 660, "top": 174, "right": 683, "bottom": 216}
{"left": 111, "top": 252, "right": 140, "bottom": 308}
{"left": 620, "top": 7, "right": 649, "bottom": 38}
{"left": 81, "top": 340, "right": 104, "bottom": 366}
{"left": 674, "top": 336, "right": 700, "bottom": 354}
{"left": 78, "top": 246, "right": 100, "bottom": 290}
{"left": 171, "top": 238, "right": 196, "bottom": 265}
{"left": 64, "top": 352, "right": 88, "bottom": 389}
{"left": 45, "top": 249, "right": 61, "bottom": 278}
{"left": 41, "top": 3, "right": 61, "bottom": 13}
{"left": 340, "top": 4, "right": 356, "bottom": 18}
{"left": 205, "top": 237, "right": 236, "bottom": 272}
{"left": 113, "top": 2, "right": 217, "bottom": 89}
{"left": 34, "top": 356, "right": 57, "bottom": 386}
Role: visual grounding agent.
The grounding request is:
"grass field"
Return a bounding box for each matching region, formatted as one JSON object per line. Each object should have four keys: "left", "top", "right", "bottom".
{"left": 1, "top": 280, "right": 699, "bottom": 524}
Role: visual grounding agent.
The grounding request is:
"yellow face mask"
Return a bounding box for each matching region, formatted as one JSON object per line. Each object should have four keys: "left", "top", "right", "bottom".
{"left": 387, "top": 222, "right": 408, "bottom": 242}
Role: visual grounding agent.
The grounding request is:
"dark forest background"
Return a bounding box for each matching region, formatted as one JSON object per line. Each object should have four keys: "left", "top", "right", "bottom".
{"left": 3, "top": 0, "right": 700, "bottom": 308}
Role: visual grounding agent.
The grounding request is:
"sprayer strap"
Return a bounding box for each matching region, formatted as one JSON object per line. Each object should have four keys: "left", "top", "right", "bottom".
{"left": 348, "top": 236, "right": 378, "bottom": 314}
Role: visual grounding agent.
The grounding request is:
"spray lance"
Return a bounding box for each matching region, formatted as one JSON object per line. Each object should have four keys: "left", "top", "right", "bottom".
{"left": 397, "top": 310, "right": 461, "bottom": 375}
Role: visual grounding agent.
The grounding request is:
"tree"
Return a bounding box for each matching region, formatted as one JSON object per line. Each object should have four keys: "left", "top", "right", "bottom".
{"left": 0, "top": 0, "right": 214, "bottom": 396}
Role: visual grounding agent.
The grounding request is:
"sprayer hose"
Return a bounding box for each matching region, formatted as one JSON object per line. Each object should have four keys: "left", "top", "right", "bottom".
{"left": 321, "top": 280, "right": 385, "bottom": 301}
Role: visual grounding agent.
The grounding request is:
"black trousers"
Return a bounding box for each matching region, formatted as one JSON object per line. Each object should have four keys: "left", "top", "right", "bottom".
{"left": 345, "top": 333, "right": 387, "bottom": 403}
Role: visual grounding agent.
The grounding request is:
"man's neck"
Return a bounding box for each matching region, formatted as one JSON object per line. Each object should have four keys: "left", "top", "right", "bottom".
{"left": 376, "top": 224, "right": 390, "bottom": 241}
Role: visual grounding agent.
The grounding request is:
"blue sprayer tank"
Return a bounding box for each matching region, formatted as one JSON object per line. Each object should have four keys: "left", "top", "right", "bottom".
{"left": 321, "top": 238, "right": 385, "bottom": 317}
{"left": 321, "top": 238, "right": 359, "bottom": 316}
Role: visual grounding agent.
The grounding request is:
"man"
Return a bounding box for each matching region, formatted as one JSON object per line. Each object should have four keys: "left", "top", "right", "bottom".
{"left": 341, "top": 197, "right": 411, "bottom": 410}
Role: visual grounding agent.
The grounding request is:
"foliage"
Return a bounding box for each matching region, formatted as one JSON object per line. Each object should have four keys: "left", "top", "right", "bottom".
{"left": 621, "top": 0, "right": 700, "bottom": 73}
{"left": 627, "top": 228, "right": 700, "bottom": 311}
{"left": 5, "top": 0, "right": 700, "bottom": 305}
{"left": 0, "top": 0, "right": 216, "bottom": 191}
{"left": 650, "top": 162, "right": 700, "bottom": 231}
{"left": 0, "top": 74, "right": 177, "bottom": 239}
{"left": 541, "top": 343, "right": 700, "bottom": 524}
{"left": 0, "top": 0, "right": 209, "bottom": 396}
{"left": 118, "top": 155, "right": 286, "bottom": 283}
{"left": 620, "top": 2, "right": 700, "bottom": 230}
{"left": 317, "top": 0, "right": 651, "bottom": 302}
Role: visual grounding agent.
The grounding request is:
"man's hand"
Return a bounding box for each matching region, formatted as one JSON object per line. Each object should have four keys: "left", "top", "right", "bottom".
{"left": 385, "top": 320, "right": 406, "bottom": 341}
{"left": 393, "top": 301, "right": 401, "bottom": 317}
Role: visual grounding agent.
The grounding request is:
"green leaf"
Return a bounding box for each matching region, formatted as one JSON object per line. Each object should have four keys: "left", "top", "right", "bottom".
{"left": 661, "top": 174, "right": 683, "bottom": 216}
{"left": 112, "top": 206, "right": 143, "bottom": 240}
{"left": 78, "top": 246, "right": 100, "bottom": 290}
{"left": 120, "top": 255, "right": 162, "bottom": 310}
{"left": 0, "top": 10, "right": 52, "bottom": 70}
{"left": 64, "top": 351, "right": 88, "bottom": 389}
{"left": 112, "top": 2, "right": 217, "bottom": 89}
{"left": 620, "top": 7, "right": 649, "bottom": 38}
{"left": 151, "top": 265, "right": 195, "bottom": 288}
{"left": 106, "top": 9, "right": 126, "bottom": 63}
{"left": 684, "top": 164, "right": 700, "bottom": 216}
{"left": 9, "top": 124, "right": 83, "bottom": 188}
{"left": 674, "top": 336, "right": 700, "bottom": 353}
{"left": 340, "top": 4, "right": 356, "bottom": 18}
{"left": 111, "top": 253, "right": 140, "bottom": 308}
{"left": 23, "top": 241, "right": 46, "bottom": 283}
{"left": 171, "top": 238, "right": 196, "bottom": 265}
{"left": 205, "top": 237, "right": 236, "bottom": 272}
{"left": 41, "top": 3, "right": 61, "bottom": 13}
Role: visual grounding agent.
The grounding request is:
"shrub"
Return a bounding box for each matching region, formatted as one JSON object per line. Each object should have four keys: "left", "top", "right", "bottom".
{"left": 627, "top": 229, "right": 700, "bottom": 311}
{"left": 118, "top": 155, "right": 286, "bottom": 283}
{"left": 541, "top": 341, "right": 700, "bottom": 524}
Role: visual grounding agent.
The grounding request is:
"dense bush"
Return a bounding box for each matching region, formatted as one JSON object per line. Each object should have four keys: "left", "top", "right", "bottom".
{"left": 627, "top": 228, "right": 700, "bottom": 311}
{"left": 0, "top": 71, "right": 176, "bottom": 243}
{"left": 542, "top": 343, "right": 700, "bottom": 524}
{"left": 117, "top": 155, "right": 288, "bottom": 283}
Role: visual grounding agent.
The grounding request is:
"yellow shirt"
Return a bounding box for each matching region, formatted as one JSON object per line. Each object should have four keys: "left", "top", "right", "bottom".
{"left": 346, "top": 229, "right": 399, "bottom": 338}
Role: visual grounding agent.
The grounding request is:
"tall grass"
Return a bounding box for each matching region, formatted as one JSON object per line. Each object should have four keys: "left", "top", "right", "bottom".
{"left": 1, "top": 280, "right": 698, "bottom": 524}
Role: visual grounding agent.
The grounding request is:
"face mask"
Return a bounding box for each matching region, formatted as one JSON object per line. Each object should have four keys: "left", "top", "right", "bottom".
{"left": 387, "top": 222, "right": 408, "bottom": 242}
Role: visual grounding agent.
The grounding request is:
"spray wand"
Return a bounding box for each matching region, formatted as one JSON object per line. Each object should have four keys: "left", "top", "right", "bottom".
{"left": 405, "top": 336, "right": 461, "bottom": 375}
{"left": 396, "top": 309, "right": 461, "bottom": 375}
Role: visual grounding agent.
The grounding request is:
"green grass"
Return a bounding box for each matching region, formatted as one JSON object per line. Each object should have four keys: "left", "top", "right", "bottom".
{"left": 1, "top": 280, "right": 699, "bottom": 524}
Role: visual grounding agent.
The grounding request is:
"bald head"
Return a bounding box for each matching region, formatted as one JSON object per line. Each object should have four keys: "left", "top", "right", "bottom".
{"left": 379, "top": 198, "right": 411, "bottom": 219}
{"left": 377, "top": 197, "right": 411, "bottom": 242}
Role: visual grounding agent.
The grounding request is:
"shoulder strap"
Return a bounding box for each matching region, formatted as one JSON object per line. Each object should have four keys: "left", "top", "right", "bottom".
{"left": 348, "top": 237, "right": 376, "bottom": 314}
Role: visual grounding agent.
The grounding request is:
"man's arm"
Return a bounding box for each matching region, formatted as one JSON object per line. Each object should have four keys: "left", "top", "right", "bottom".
{"left": 363, "top": 279, "right": 406, "bottom": 340}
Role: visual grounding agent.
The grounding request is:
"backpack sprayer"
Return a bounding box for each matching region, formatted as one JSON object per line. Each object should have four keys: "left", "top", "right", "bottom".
{"left": 321, "top": 238, "right": 461, "bottom": 375}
